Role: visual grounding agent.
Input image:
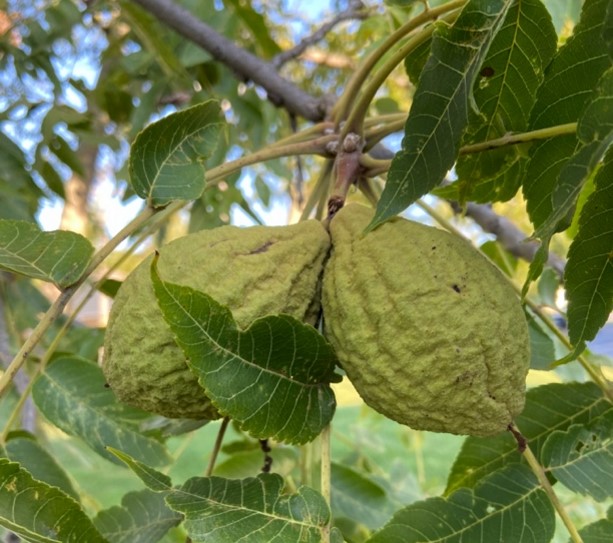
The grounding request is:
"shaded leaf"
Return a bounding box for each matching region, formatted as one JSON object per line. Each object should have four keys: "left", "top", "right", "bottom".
{"left": 0, "top": 219, "right": 93, "bottom": 288}
{"left": 226, "top": 0, "right": 281, "bottom": 58}
{"left": 129, "top": 101, "right": 224, "bottom": 208}
{"left": 368, "top": 464, "right": 554, "bottom": 543}
{"left": 446, "top": 382, "right": 612, "bottom": 493}
{"left": 526, "top": 310, "right": 556, "bottom": 370}
{"left": 564, "top": 146, "right": 613, "bottom": 353}
{"left": 48, "top": 134, "right": 85, "bottom": 177}
{"left": 151, "top": 257, "right": 339, "bottom": 445}
{"left": 541, "top": 414, "right": 613, "bottom": 501}
{"left": 370, "top": 0, "right": 513, "bottom": 229}
{"left": 4, "top": 432, "right": 79, "bottom": 500}
{"left": 331, "top": 463, "right": 395, "bottom": 531}
{"left": 0, "top": 458, "right": 107, "bottom": 543}
{"left": 32, "top": 357, "right": 171, "bottom": 467}
{"left": 93, "top": 488, "right": 182, "bottom": 543}
{"left": 454, "top": 0, "right": 556, "bottom": 203}
{"left": 165, "top": 473, "right": 330, "bottom": 543}
{"left": 523, "top": 0, "right": 611, "bottom": 229}
{"left": 121, "top": 2, "right": 191, "bottom": 82}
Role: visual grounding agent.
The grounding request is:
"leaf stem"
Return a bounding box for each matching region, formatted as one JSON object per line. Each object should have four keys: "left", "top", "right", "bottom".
{"left": 206, "top": 135, "right": 336, "bottom": 186}
{"left": 206, "top": 417, "right": 230, "bottom": 477}
{"left": 332, "top": 0, "right": 465, "bottom": 128}
{"left": 459, "top": 123, "right": 578, "bottom": 155}
{"left": 518, "top": 428, "right": 584, "bottom": 543}
{"left": 320, "top": 424, "right": 332, "bottom": 543}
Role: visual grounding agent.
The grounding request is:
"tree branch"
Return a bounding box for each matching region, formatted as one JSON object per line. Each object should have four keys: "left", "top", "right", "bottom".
{"left": 131, "top": 0, "right": 327, "bottom": 121}
{"left": 272, "top": 0, "right": 368, "bottom": 69}
{"left": 450, "top": 201, "right": 566, "bottom": 276}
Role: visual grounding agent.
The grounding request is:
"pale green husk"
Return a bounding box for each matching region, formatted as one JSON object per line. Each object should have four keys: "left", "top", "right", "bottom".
{"left": 103, "top": 220, "right": 330, "bottom": 419}
{"left": 322, "top": 204, "right": 530, "bottom": 436}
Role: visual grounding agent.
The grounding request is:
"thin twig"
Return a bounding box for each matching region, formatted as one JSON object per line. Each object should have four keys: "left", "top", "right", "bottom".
{"left": 206, "top": 417, "right": 230, "bottom": 477}
{"left": 320, "top": 425, "right": 332, "bottom": 543}
{"left": 518, "top": 427, "right": 584, "bottom": 543}
{"left": 272, "top": 1, "right": 368, "bottom": 69}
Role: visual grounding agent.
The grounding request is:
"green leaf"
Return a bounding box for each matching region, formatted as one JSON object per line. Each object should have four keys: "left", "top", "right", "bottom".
{"left": 129, "top": 100, "right": 224, "bottom": 208}
{"left": 120, "top": 2, "right": 191, "bottom": 82}
{"left": 4, "top": 432, "right": 79, "bottom": 500}
{"left": 578, "top": 506, "right": 613, "bottom": 542}
{"left": 564, "top": 146, "right": 613, "bottom": 353}
{"left": 48, "top": 134, "right": 85, "bottom": 178}
{"left": 446, "top": 382, "right": 612, "bottom": 493}
{"left": 526, "top": 310, "right": 556, "bottom": 370}
{"left": 0, "top": 458, "right": 108, "bottom": 543}
{"left": 151, "top": 257, "right": 339, "bottom": 445}
{"left": 523, "top": 0, "right": 611, "bottom": 229}
{"left": 32, "top": 357, "right": 171, "bottom": 467}
{"left": 370, "top": 0, "right": 513, "bottom": 229}
{"left": 606, "top": 1, "right": 613, "bottom": 59}
{"left": 108, "top": 447, "right": 173, "bottom": 492}
{"left": 454, "top": 0, "right": 556, "bottom": 203}
{"left": 368, "top": 464, "right": 555, "bottom": 543}
{"left": 534, "top": 68, "right": 613, "bottom": 242}
{"left": 541, "top": 414, "right": 613, "bottom": 501}
{"left": 93, "top": 488, "right": 182, "bottom": 543}
{"left": 165, "top": 473, "right": 330, "bottom": 543}
{"left": 0, "top": 219, "right": 94, "bottom": 288}
{"left": 331, "top": 463, "right": 395, "bottom": 531}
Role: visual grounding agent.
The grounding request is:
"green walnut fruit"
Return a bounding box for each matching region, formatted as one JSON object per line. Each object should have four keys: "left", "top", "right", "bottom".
{"left": 103, "top": 220, "right": 330, "bottom": 419}
{"left": 322, "top": 204, "right": 530, "bottom": 436}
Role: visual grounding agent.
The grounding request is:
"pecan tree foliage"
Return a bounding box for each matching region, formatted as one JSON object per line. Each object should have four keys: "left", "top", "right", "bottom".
{"left": 0, "top": 1, "right": 612, "bottom": 542}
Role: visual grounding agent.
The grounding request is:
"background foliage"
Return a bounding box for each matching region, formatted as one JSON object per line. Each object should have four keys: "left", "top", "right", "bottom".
{"left": 0, "top": 0, "right": 612, "bottom": 542}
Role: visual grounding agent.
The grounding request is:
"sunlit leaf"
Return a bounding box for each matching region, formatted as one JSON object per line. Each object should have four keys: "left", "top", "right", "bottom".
{"left": 446, "top": 382, "right": 612, "bottom": 493}
{"left": 0, "top": 219, "right": 94, "bottom": 288}
{"left": 32, "top": 357, "right": 171, "bottom": 467}
{"left": 523, "top": 0, "right": 611, "bottom": 229}
{"left": 129, "top": 100, "right": 224, "bottom": 208}
{"left": 534, "top": 68, "right": 613, "bottom": 241}
{"left": 166, "top": 473, "right": 330, "bottom": 543}
{"left": 0, "top": 458, "right": 107, "bottom": 542}
{"left": 370, "top": 0, "right": 513, "bottom": 229}
{"left": 454, "top": 0, "right": 556, "bottom": 203}
{"left": 368, "top": 464, "right": 554, "bottom": 543}
{"left": 93, "top": 488, "right": 182, "bottom": 543}
{"left": 564, "top": 146, "right": 613, "bottom": 354}
{"left": 151, "top": 257, "right": 339, "bottom": 444}
{"left": 541, "top": 414, "right": 613, "bottom": 501}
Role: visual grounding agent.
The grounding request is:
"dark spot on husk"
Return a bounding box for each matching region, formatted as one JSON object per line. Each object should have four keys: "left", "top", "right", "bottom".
{"left": 247, "top": 241, "right": 274, "bottom": 255}
{"left": 452, "top": 284, "right": 461, "bottom": 293}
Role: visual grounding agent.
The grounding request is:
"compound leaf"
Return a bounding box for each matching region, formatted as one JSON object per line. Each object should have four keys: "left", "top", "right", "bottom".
{"left": 166, "top": 473, "right": 330, "bottom": 543}
{"left": 368, "top": 464, "right": 555, "bottom": 543}
{"left": 32, "top": 357, "right": 171, "bottom": 467}
{"left": 93, "top": 488, "right": 182, "bottom": 543}
{"left": 370, "top": 0, "right": 513, "bottom": 229}
{"left": 523, "top": 0, "right": 611, "bottom": 229}
{"left": 564, "top": 146, "right": 613, "bottom": 354}
{"left": 446, "top": 382, "right": 612, "bottom": 493}
{"left": 454, "top": 0, "right": 556, "bottom": 203}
